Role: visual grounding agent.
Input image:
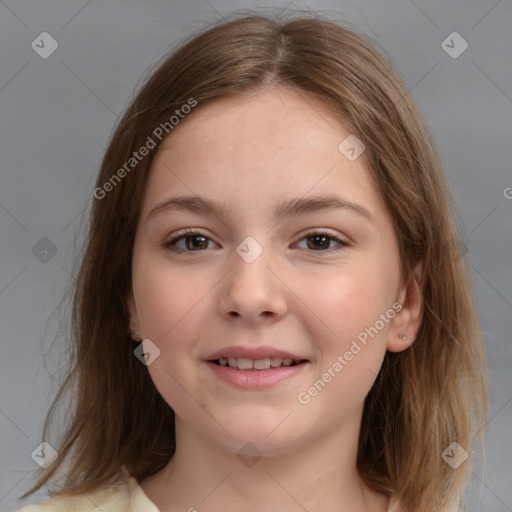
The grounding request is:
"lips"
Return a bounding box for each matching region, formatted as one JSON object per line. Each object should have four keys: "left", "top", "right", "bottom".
{"left": 205, "top": 346, "right": 309, "bottom": 388}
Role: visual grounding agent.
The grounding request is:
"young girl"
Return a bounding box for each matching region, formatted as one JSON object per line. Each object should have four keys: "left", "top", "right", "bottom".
{"left": 17, "top": 13, "right": 488, "bottom": 512}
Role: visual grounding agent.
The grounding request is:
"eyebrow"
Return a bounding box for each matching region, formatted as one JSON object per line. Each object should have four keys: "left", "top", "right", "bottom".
{"left": 146, "top": 195, "right": 374, "bottom": 224}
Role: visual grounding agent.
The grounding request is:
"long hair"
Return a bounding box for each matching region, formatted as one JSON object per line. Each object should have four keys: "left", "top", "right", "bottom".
{"left": 22, "top": 13, "right": 488, "bottom": 511}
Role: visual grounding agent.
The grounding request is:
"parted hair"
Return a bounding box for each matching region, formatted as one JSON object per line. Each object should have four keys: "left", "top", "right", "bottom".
{"left": 23, "top": 12, "right": 488, "bottom": 511}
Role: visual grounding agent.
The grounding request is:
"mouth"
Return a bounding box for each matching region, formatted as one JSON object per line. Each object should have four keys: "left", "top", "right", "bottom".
{"left": 205, "top": 345, "right": 310, "bottom": 390}
{"left": 210, "top": 356, "right": 307, "bottom": 371}
{"left": 205, "top": 347, "right": 309, "bottom": 389}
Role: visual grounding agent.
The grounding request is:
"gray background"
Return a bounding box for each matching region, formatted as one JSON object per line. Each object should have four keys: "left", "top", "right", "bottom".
{"left": 1, "top": 1, "right": 511, "bottom": 510}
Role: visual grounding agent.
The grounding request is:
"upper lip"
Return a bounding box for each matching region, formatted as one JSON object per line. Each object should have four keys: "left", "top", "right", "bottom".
{"left": 206, "top": 346, "right": 307, "bottom": 361}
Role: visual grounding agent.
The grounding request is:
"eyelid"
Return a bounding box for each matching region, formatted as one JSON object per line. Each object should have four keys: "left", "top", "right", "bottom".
{"left": 297, "top": 227, "right": 348, "bottom": 241}
{"left": 166, "top": 227, "right": 210, "bottom": 239}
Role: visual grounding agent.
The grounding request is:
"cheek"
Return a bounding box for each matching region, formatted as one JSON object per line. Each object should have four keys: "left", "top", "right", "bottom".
{"left": 131, "top": 256, "right": 211, "bottom": 397}
{"left": 133, "top": 265, "right": 208, "bottom": 412}
{"left": 297, "top": 266, "right": 395, "bottom": 342}
{"left": 292, "top": 264, "right": 397, "bottom": 405}
{"left": 132, "top": 253, "right": 209, "bottom": 339}
{"left": 295, "top": 272, "right": 391, "bottom": 416}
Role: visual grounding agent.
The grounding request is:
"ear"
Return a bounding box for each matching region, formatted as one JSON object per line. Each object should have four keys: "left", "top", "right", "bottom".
{"left": 386, "top": 261, "right": 423, "bottom": 352}
{"left": 127, "top": 291, "right": 142, "bottom": 342}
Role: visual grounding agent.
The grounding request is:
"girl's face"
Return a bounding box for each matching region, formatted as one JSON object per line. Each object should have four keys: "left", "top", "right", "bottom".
{"left": 129, "top": 87, "right": 416, "bottom": 456}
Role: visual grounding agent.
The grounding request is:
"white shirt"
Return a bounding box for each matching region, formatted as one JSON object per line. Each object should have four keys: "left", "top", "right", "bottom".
{"left": 13, "top": 476, "right": 159, "bottom": 512}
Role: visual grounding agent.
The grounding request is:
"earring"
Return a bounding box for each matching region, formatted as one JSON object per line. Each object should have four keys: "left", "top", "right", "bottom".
{"left": 128, "top": 329, "right": 142, "bottom": 341}
{"left": 399, "top": 333, "right": 407, "bottom": 341}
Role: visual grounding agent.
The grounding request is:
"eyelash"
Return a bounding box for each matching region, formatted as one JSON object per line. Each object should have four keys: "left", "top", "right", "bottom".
{"left": 162, "top": 229, "right": 348, "bottom": 253}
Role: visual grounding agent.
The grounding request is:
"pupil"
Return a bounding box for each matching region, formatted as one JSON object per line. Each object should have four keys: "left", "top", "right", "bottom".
{"left": 187, "top": 236, "right": 208, "bottom": 250}
{"left": 308, "top": 235, "right": 329, "bottom": 250}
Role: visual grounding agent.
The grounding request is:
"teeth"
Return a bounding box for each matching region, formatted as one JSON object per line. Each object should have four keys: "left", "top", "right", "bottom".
{"left": 217, "top": 357, "right": 299, "bottom": 370}
{"left": 236, "top": 357, "right": 253, "bottom": 370}
{"left": 253, "top": 358, "right": 271, "bottom": 370}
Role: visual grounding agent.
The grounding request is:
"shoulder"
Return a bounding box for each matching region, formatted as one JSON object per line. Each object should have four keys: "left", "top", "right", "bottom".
{"left": 12, "top": 476, "right": 154, "bottom": 512}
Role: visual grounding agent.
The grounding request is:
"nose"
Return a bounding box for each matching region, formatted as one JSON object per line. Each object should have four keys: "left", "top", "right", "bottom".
{"left": 218, "top": 243, "right": 288, "bottom": 325}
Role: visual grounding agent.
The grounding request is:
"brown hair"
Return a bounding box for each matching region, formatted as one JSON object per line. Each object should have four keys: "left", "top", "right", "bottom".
{"left": 22, "top": 13, "right": 488, "bottom": 511}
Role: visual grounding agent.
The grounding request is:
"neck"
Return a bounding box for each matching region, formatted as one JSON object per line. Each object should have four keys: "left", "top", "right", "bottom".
{"left": 139, "top": 408, "right": 389, "bottom": 512}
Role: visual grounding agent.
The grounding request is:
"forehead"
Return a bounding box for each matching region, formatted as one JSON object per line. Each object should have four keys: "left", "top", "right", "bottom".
{"left": 142, "top": 87, "right": 387, "bottom": 226}
{"left": 160, "top": 87, "right": 349, "bottom": 156}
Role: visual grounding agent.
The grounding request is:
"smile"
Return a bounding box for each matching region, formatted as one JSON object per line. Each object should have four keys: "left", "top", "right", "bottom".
{"left": 213, "top": 357, "right": 303, "bottom": 370}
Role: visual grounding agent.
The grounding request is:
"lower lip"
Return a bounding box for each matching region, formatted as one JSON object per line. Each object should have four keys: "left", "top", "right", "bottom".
{"left": 206, "top": 361, "right": 308, "bottom": 389}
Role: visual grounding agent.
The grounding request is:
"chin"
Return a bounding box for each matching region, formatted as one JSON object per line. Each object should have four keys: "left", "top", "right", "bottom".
{"left": 209, "top": 415, "right": 309, "bottom": 457}
{"left": 220, "top": 434, "right": 306, "bottom": 459}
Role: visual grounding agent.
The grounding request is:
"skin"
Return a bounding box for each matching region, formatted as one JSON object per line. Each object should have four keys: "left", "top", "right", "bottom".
{"left": 128, "top": 86, "right": 423, "bottom": 512}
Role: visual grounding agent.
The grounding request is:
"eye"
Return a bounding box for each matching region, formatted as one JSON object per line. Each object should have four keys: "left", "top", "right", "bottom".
{"left": 163, "top": 230, "right": 217, "bottom": 252}
{"left": 163, "top": 229, "right": 348, "bottom": 253}
{"left": 295, "top": 230, "right": 348, "bottom": 252}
